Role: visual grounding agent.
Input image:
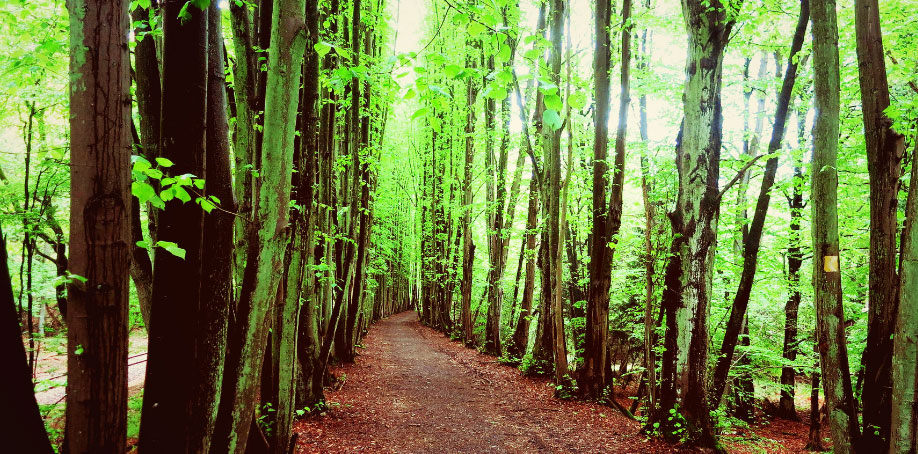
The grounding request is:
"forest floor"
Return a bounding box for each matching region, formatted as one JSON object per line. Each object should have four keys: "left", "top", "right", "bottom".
{"left": 294, "top": 311, "right": 820, "bottom": 454}
{"left": 296, "top": 312, "right": 680, "bottom": 453}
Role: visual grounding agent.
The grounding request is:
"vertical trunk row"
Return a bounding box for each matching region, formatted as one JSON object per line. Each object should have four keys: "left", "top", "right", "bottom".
{"left": 211, "top": 0, "right": 308, "bottom": 451}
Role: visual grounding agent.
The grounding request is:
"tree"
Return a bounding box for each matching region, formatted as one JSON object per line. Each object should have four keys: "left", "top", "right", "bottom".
{"left": 652, "top": 0, "right": 740, "bottom": 448}
{"left": 810, "top": 0, "right": 860, "bottom": 450}
{"left": 0, "top": 220, "right": 53, "bottom": 452}
{"left": 211, "top": 0, "right": 308, "bottom": 450}
{"left": 891, "top": 137, "right": 918, "bottom": 454}
{"left": 709, "top": 0, "right": 809, "bottom": 407}
{"left": 584, "top": 0, "right": 614, "bottom": 398}
{"left": 65, "top": 0, "right": 131, "bottom": 451}
{"left": 854, "top": 0, "right": 906, "bottom": 450}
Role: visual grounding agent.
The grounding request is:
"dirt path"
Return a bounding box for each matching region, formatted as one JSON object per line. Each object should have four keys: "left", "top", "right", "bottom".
{"left": 295, "top": 312, "right": 690, "bottom": 454}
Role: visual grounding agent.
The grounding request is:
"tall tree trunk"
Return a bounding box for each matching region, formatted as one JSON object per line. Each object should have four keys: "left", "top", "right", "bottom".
{"left": 141, "top": 2, "right": 231, "bottom": 452}
{"left": 811, "top": 0, "right": 860, "bottom": 450}
{"left": 544, "top": 0, "right": 569, "bottom": 388}
{"left": 779, "top": 161, "right": 805, "bottom": 420}
{"left": 854, "top": 0, "right": 905, "bottom": 450}
{"left": 211, "top": 0, "right": 308, "bottom": 450}
{"left": 709, "top": 0, "right": 808, "bottom": 406}
{"left": 0, "top": 221, "right": 53, "bottom": 452}
{"left": 66, "top": 0, "right": 131, "bottom": 451}
{"left": 584, "top": 0, "right": 614, "bottom": 398}
{"left": 461, "top": 47, "right": 478, "bottom": 345}
{"left": 508, "top": 179, "right": 539, "bottom": 358}
{"left": 655, "top": 0, "right": 741, "bottom": 448}
{"left": 229, "top": 0, "right": 258, "bottom": 278}
{"left": 890, "top": 137, "right": 918, "bottom": 454}
{"left": 295, "top": 0, "right": 324, "bottom": 410}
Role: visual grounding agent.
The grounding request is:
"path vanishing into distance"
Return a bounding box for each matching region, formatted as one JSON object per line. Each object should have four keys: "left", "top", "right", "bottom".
{"left": 293, "top": 312, "right": 690, "bottom": 454}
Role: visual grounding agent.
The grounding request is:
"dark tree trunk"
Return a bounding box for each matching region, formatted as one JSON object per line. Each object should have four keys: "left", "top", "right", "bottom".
{"left": 779, "top": 161, "right": 805, "bottom": 420}
{"left": 709, "top": 0, "right": 809, "bottom": 406}
{"left": 854, "top": 0, "right": 905, "bottom": 451}
{"left": 0, "top": 222, "right": 53, "bottom": 453}
{"left": 65, "top": 0, "right": 131, "bottom": 451}
{"left": 139, "top": 1, "right": 227, "bottom": 451}
{"left": 584, "top": 0, "right": 614, "bottom": 398}
{"left": 129, "top": 2, "right": 160, "bottom": 327}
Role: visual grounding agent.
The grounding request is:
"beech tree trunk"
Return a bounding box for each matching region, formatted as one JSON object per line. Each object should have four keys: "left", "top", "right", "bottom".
{"left": 854, "top": 0, "right": 905, "bottom": 450}
{"left": 461, "top": 44, "right": 478, "bottom": 345}
{"left": 66, "top": 0, "right": 131, "bottom": 451}
{"left": 210, "top": 0, "right": 308, "bottom": 450}
{"left": 584, "top": 0, "right": 614, "bottom": 398}
{"left": 0, "top": 222, "right": 53, "bottom": 452}
{"left": 890, "top": 138, "right": 918, "bottom": 454}
{"left": 811, "top": 0, "right": 860, "bottom": 450}
{"left": 709, "top": 0, "right": 808, "bottom": 406}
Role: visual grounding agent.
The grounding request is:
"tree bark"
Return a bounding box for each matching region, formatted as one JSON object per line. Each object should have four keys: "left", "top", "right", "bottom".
{"left": 890, "top": 138, "right": 918, "bottom": 454}
{"left": 65, "top": 0, "right": 131, "bottom": 451}
{"left": 584, "top": 0, "right": 614, "bottom": 398}
{"left": 854, "top": 0, "right": 905, "bottom": 450}
{"left": 210, "top": 0, "right": 308, "bottom": 450}
{"left": 709, "top": 0, "right": 808, "bottom": 406}
{"left": 811, "top": 0, "right": 860, "bottom": 450}
{"left": 0, "top": 221, "right": 53, "bottom": 452}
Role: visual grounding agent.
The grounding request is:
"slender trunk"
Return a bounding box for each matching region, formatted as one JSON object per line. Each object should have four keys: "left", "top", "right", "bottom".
{"left": 811, "top": 0, "right": 860, "bottom": 450}
{"left": 584, "top": 0, "right": 614, "bottom": 398}
{"left": 779, "top": 162, "right": 805, "bottom": 420}
{"left": 508, "top": 179, "right": 539, "bottom": 358}
{"left": 210, "top": 0, "right": 308, "bottom": 450}
{"left": 65, "top": 0, "right": 131, "bottom": 451}
{"left": 460, "top": 40, "right": 478, "bottom": 346}
{"left": 709, "top": 0, "right": 809, "bottom": 406}
{"left": 854, "top": 0, "right": 905, "bottom": 450}
{"left": 545, "top": 0, "right": 569, "bottom": 387}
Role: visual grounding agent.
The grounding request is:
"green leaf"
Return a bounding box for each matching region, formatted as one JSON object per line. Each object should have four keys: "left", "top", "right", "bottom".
{"left": 173, "top": 187, "right": 191, "bottom": 203}
{"left": 569, "top": 92, "right": 587, "bottom": 110}
{"left": 543, "top": 109, "right": 562, "bottom": 131}
{"left": 155, "top": 157, "right": 174, "bottom": 168}
{"left": 443, "top": 64, "right": 462, "bottom": 79}
{"left": 451, "top": 12, "right": 469, "bottom": 27}
{"left": 544, "top": 94, "right": 563, "bottom": 111}
{"left": 132, "top": 182, "right": 157, "bottom": 204}
{"left": 314, "top": 41, "right": 332, "bottom": 58}
{"left": 496, "top": 44, "right": 511, "bottom": 64}
{"left": 156, "top": 241, "right": 186, "bottom": 260}
{"left": 160, "top": 188, "right": 175, "bottom": 202}
{"left": 136, "top": 240, "right": 151, "bottom": 249}
{"left": 411, "top": 107, "right": 429, "bottom": 120}
{"left": 193, "top": 178, "right": 205, "bottom": 190}
{"left": 467, "top": 21, "right": 486, "bottom": 37}
{"left": 484, "top": 85, "right": 508, "bottom": 101}
{"left": 198, "top": 197, "right": 215, "bottom": 213}
{"left": 132, "top": 155, "right": 152, "bottom": 172}
{"left": 74, "top": 344, "right": 84, "bottom": 355}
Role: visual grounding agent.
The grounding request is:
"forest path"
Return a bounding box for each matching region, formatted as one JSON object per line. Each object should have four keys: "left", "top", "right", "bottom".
{"left": 294, "top": 311, "right": 684, "bottom": 454}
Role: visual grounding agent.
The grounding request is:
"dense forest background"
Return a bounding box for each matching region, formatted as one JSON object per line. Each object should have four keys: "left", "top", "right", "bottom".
{"left": 1, "top": 0, "right": 917, "bottom": 452}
